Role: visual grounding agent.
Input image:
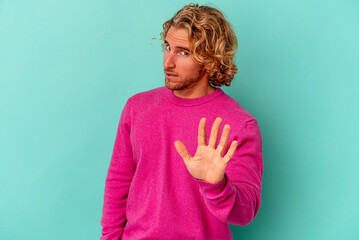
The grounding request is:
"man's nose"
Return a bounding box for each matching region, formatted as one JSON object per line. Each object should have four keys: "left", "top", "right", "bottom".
{"left": 163, "top": 53, "right": 175, "bottom": 69}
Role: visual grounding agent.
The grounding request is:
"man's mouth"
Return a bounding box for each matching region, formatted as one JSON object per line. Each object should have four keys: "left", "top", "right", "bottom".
{"left": 165, "top": 72, "right": 178, "bottom": 78}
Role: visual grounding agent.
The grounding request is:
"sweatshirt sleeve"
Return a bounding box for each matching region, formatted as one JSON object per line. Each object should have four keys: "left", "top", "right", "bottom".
{"left": 195, "top": 119, "right": 263, "bottom": 226}
{"left": 100, "top": 100, "right": 136, "bottom": 239}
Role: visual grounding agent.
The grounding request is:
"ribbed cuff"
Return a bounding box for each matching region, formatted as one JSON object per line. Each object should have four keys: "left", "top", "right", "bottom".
{"left": 195, "top": 174, "right": 228, "bottom": 197}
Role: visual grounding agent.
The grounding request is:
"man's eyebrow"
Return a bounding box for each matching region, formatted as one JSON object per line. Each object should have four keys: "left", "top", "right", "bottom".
{"left": 164, "top": 40, "right": 190, "bottom": 52}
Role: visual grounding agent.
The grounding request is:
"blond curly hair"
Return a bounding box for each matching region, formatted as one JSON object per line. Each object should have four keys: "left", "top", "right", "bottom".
{"left": 160, "top": 3, "right": 238, "bottom": 87}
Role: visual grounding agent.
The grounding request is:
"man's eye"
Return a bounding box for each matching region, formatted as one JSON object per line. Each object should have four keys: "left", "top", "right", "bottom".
{"left": 181, "top": 51, "right": 189, "bottom": 56}
{"left": 165, "top": 45, "right": 171, "bottom": 51}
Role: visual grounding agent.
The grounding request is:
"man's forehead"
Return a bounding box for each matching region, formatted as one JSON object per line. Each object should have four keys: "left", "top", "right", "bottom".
{"left": 165, "top": 27, "right": 190, "bottom": 47}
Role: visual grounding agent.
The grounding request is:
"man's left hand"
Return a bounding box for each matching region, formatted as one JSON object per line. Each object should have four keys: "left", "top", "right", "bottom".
{"left": 174, "top": 117, "right": 238, "bottom": 184}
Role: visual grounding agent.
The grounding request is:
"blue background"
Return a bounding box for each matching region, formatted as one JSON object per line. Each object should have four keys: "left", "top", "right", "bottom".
{"left": 1, "top": 0, "right": 358, "bottom": 239}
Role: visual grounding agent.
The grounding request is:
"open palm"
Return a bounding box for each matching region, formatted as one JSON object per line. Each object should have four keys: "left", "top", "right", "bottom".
{"left": 175, "top": 117, "right": 238, "bottom": 184}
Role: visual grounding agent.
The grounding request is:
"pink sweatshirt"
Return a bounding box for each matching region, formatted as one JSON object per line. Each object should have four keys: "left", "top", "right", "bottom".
{"left": 101, "top": 86, "right": 263, "bottom": 240}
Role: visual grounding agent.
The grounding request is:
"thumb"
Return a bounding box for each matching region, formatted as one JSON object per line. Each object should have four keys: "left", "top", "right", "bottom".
{"left": 174, "top": 141, "right": 191, "bottom": 164}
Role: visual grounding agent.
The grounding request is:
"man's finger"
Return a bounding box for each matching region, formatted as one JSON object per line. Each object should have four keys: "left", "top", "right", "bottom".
{"left": 223, "top": 140, "right": 238, "bottom": 164}
{"left": 174, "top": 141, "right": 191, "bottom": 164}
{"left": 208, "top": 117, "right": 222, "bottom": 148}
{"left": 198, "top": 118, "right": 207, "bottom": 146}
{"left": 217, "top": 124, "right": 230, "bottom": 156}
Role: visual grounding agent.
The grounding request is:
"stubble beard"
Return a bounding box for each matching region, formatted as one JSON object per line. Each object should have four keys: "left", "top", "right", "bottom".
{"left": 165, "top": 76, "right": 200, "bottom": 90}
{"left": 165, "top": 66, "right": 205, "bottom": 91}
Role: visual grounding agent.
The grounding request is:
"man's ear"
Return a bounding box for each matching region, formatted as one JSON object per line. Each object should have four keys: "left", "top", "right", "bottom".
{"left": 201, "top": 65, "right": 208, "bottom": 76}
{"left": 203, "top": 63, "right": 210, "bottom": 73}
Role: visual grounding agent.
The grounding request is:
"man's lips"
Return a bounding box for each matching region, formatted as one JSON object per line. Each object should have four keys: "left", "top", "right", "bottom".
{"left": 164, "top": 71, "right": 178, "bottom": 77}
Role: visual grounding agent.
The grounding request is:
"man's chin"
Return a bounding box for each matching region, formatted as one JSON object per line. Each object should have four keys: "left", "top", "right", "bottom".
{"left": 165, "top": 77, "right": 198, "bottom": 91}
{"left": 165, "top": 79, "right": 181, "bottom": 90}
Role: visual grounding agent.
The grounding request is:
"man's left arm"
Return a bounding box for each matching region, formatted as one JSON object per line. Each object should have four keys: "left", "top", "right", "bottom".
{"left": 175, "top": 118, "right": 263, "bottom": 226}
{"left": 196, "top": 119, "right": 263, "bottom": 226}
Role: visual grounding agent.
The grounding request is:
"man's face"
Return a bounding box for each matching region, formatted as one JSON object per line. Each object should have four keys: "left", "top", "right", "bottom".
{"left": 163, "top": 27, "right": 206, "bottom": 91}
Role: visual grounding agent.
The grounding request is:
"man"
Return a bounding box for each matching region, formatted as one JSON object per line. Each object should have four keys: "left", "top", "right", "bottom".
{"left": 101, "top": 4, "right": 263, "bottom": 240}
